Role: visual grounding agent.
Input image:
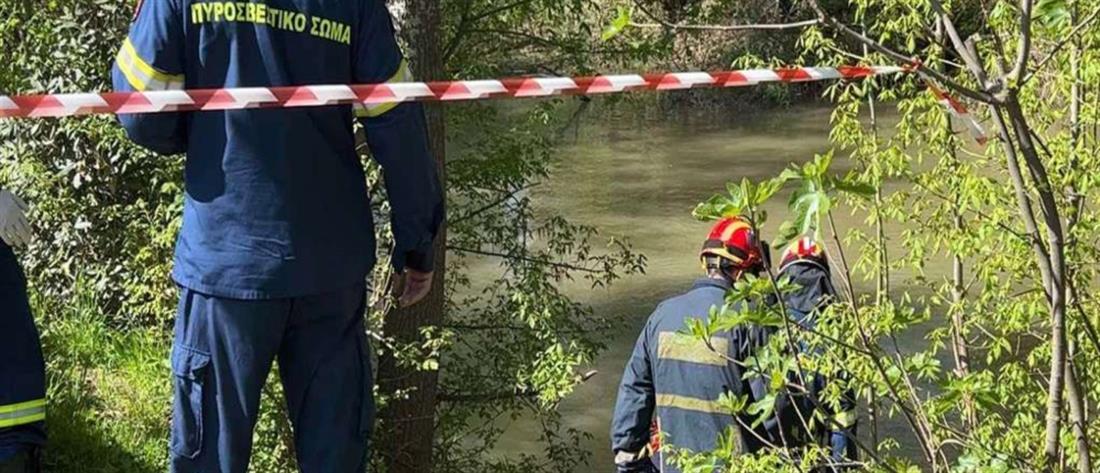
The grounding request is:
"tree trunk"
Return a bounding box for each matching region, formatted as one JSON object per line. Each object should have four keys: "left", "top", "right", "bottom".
{"left": 377, "top": 0, "right": 447, "bottom": 471}
{"left": 1002, "top": 98, "right": 1069, "bottom": 470}
{"left": 1064, "top": 7, "right": 1092, "bottom": 470}
{"left": 1066, "top": 345, "right": 1092, "bottom": 473}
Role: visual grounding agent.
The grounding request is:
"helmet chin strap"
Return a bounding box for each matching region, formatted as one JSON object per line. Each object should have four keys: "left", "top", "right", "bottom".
{"left": 707, "top": 261, "right": 747, "bottom": 284}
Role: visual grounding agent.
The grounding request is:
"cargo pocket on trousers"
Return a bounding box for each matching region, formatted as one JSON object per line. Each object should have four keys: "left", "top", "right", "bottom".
{"left": 170, "top": 346, "right": 211, "bottom": 459}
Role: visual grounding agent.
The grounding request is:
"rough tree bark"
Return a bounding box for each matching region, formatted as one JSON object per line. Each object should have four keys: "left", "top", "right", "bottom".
{"left": 377, "top": 0, "right": 447, "bottom": 471}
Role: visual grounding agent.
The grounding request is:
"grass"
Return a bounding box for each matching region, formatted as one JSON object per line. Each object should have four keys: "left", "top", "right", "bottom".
{"left": 35, "top": 287, "right": 170, "bottom": 473}
{"left": 33, "top": 285, "right": 303, "bottom": 472}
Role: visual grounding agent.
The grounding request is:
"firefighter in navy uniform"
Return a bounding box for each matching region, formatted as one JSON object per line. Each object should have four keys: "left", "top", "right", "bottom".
{"left": 112, "top": 1, "right": 443, "bottom": 472}
{"left": 775, "top": 237, "right": 859, "bottom": 466}
{"left": 611, "top": 216, "right": 767, "bottom": 473}
{"left": 611, "top": 221, "right": 858, "bottom": 472}
{"left": 0, "top": 188, "right": 46, "bottom": 473}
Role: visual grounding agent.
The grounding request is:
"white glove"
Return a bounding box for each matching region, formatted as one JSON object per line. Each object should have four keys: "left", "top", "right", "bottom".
{"left": 0, "top": 189, "right": 32, "bottom": 248}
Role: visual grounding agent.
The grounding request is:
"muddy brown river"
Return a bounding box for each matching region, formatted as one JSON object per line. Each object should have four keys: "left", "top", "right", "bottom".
{"left": 471, "top": 102, "right": 937, "bottom": 471}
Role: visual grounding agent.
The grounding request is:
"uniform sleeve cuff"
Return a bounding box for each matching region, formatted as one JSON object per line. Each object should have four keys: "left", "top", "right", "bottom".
{"left": 403, "top": 246, "right": 435, "bottom": 273}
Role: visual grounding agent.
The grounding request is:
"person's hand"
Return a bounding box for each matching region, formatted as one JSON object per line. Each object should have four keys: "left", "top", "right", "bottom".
{"left": 0, "top": 189, "right": 31, "bottom": 248}
{"left": 614, "top": 449, "right": 660, "bottom": 473}
{"left": 398, "top": 269, "right": 434, "bottom": 307}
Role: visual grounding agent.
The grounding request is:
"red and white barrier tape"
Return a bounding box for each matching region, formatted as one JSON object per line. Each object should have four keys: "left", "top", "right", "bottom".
{"left": 0, "top": 64, "right": 989, "bottom": 146}
{"left": 929, "top": 84, "right": 988, "bottom": 145}
{"left": 0, "top": 66, "right": 903, "bottom": 120}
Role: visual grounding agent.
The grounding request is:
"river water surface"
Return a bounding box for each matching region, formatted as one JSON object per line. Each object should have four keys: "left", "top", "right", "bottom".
{"left": 481, "top": 102, "right": 935, "bottom": 471}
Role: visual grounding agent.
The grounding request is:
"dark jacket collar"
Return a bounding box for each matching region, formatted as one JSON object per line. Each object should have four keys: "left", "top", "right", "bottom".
{"left": 692, "top": 277, "right": 731, "bottom": 291}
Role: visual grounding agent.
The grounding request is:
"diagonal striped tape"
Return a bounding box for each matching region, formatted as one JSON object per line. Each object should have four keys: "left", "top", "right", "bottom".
{"left": 929, "top": 84, "right": 989, "bottom": 146}
{"left": 0, "top": 66, "right": 907, "bottom": 120}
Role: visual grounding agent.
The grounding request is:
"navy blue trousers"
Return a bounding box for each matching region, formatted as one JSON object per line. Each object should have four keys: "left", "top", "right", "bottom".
{"left": 170, "top": 284, "right": 373, "bottom": 473}
{"left": 0, "top": 243, "right": 46, "bottom": 461}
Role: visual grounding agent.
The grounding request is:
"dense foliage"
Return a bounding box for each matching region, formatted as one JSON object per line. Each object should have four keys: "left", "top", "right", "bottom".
{"left": 0, "top": 1, "right": 648, "bottom": 471}
{"left": 7, "top": 0, "right": 1097, "bottom": 471}
{"left": 606, "top": 0, "right": 1100, "bottom": 471}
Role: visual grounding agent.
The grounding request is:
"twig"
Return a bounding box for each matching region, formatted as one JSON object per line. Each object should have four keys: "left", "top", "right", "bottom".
{"left": 450, "top": 184, "right": 538, "bottom": 225}
{"left": 910, "top": 179, "right": 1032, "bottom": 243}
{"left": 442, "top": 0, "right": 541, "bottom": 62}
{"left": 628, "top": 19, "right": 822, "bottom": 32}
{"left": 447, "top": 245, "right": 602, "bottom": 274}
{"left": 1023, "top": 3, "right": 1100, "bottom": 85}
{"left": 823, "top": 211, "right": 939, "bottom": 466}
{"left": 805, "top": 0, "right": 996, "bottom": 104}
{"left": 1009, "top": 0, "right": 1036, "bottom": 84}
{"left": 438, "top": 371, "right": 598, "bottom": 402}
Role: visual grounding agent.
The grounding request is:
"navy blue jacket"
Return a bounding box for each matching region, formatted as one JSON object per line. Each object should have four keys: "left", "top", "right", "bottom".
{"left": 612, "top": 270, "right": 857, "bottom": 472}
{"left": 112, "top": 0, "right": 443, "bottom": 299}
{"left": 611, "top": 278, "right": 754, "bottom": 473}
{"left": 0, "top": 238, "right": 48, "bottom": 456}
{"left": 778, "top": 261, "right": 859, "bottom": 464}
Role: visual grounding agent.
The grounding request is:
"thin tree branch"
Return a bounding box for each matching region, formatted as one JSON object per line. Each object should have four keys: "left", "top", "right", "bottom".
{"left": 438, "top": 371, "right": 598, "bottom": 402}
{"left": 1023, "top": 3, "right": 1100, "bottom": 85}
{"left": 628, "top": 18, "right": 822, "bottom": 32}
{"left": 1009, "top": 0, "right": 1036, "bottom": 84}
{"left": 805, "top": 0, "right": 996, "bottom": 104}
{"left": 911, "top": 179, "right": 1032, "bottom": 244}
{"left": 442, "top": 0, "right": 541, "bottom": 62}
{"left": 466, "top": 0, "right": 539, "bottom": 25}
{"left": 977, "top": 0, "right": 1012, "bottom": 65}
{"left": 823, "top": 212, "right": 940, "bottom": 466}
{"left": 450, "top": 184, "right": 538, "bottom": 226}
{"left": 930, "top": 0, "right": 995, "bottom": 88}
{"left": 448, "top": 246, "right": 603, "bottom": 273}
{"left": 443, "top": 323, "right": 591, "bottom": 335}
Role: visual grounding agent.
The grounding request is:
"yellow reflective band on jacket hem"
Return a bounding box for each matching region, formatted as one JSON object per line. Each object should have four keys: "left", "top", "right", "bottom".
{"left": 116, "top": 38, "right": 185, "bottom": 92}
{"left": 655, "top": 394, "right": 732, "bottom": 415}
{"left": 355, "top": 59, "right": 413, "bottom": 118}
{"left": 0, "top": 399, "right": 46, "bottom": 428}
{"left": 833, "top": 409, "right": 858, "bottom": 428}
{"left": 657, "top": 332, "right": 729, "bottom": 366}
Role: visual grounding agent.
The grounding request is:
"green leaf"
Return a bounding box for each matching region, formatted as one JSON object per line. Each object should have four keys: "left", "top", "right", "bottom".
{"left": 792, "top": 190, "right": 830, "bottom": 235}
{"left": 747, "top": 394, "right": 777, "bottom": 427}
{"left": 693, "top": 194, "right": 741, "bottom": 221}
{"left": 1035, "top": 0, "right": 1070, "bottom": 28}
{"left": 601, "top": 6, "right": 632, "bottom": 41}
{"left": 831, "top": 176, "right": 877, "bottom": 198}
{"left": 754, "top": 175, "right": 789, "bottom": 205}
{"left": 773, "top": 220, "right": 800, "bottom": 250}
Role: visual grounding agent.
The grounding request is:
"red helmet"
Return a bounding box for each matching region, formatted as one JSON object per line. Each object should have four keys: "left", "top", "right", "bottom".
{"left": 779, "top": 236, "right": 829, "bottom": 272}
{"left": 700, "top": 216, "right": 764, "bottom": 272}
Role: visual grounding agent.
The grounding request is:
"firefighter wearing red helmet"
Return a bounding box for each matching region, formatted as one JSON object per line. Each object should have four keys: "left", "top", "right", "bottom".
{"left": 776, "top": 236, "right": 859, "bottom": 466}
{"left": 610, "top": 216, "right": 766, "bottom": 473}
{"left": 699, "top": 216, "right": 767, "bottom": 279}
{"left": 611, "top": 221, "right": 858, "bottom": 472}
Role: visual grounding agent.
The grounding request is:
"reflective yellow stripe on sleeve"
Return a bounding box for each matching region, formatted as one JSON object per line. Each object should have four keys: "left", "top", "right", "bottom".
{"left": 657, "top": 332, "right": 729, "bottom": 366}
{"left": 833, "top": 409, "right": 858, "bottom": 428}
{"left": 655, "top": 394, "right": 732, "bottom": 416}
{"left": 0, "top": 399, "right": 46, "bottom": 428}
{"left": 355, "top": 59, "right": 413, "bottom": 118}
{"left": 115, "top": 38, "right": 185, "bottom": 92}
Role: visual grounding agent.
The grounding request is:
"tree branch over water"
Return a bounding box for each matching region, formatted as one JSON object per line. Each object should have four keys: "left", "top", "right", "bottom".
{"left": 629, "top": 19, "right": 822, "bottom": 32}
{"left": 804, "top": 0, "right": 996, "bottom": 104}
{"left": 438, "top": 371, "right": 598, "bottom": 403}
{"left": 448, "top": 246, "right": 604, "bottom": 273}
{"left": 1024, "top": 3, "right": 1100, "bottom": 85}
{"left": 629, "top": 0, "right": 820, "bottom": 32}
